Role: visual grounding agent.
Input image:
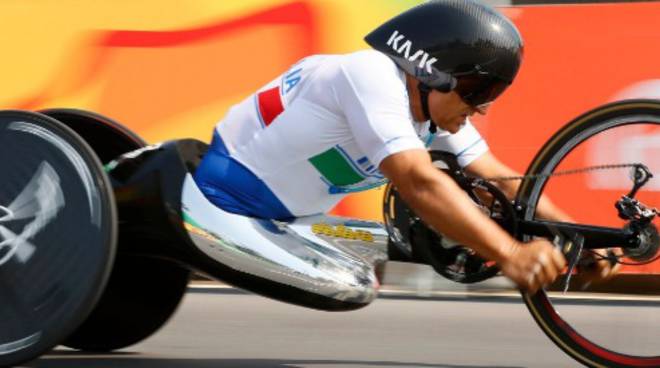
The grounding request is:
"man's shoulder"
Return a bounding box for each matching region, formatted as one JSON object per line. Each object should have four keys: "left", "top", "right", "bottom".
{"left": 303, "top": 50, "right": 398, "bottom": 77}
{"left": 330, "top": 49, "right": 405, "bottom": 95}
{"left": 338, "top": 49, "right": 399, "bottom": 73}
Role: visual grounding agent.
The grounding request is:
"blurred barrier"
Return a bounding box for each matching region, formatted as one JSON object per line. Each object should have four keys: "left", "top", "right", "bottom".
{"left": 0, "top": 0, "right": 658, "bottom": 272}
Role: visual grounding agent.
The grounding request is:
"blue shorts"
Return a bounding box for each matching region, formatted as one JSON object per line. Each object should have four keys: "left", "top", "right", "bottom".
{"left": 193, "top": 131, "right": 294, "bottom": 220}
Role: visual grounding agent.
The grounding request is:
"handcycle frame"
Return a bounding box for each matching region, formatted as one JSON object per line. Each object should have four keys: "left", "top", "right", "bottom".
{"left": 519, "top": 219, "right": 634, "bottom": 249}
{"left": 0, "top": 99, "right": 658, "bottom": 368}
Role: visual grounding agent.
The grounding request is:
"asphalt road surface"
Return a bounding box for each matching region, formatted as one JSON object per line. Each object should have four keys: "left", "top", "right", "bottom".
{"left": 25, "top": 288, "right": 659, "bottom": 368}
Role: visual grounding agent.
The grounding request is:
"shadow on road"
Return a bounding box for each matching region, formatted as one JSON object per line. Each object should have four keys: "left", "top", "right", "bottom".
{"left": 27, "top": 352, "right": 522, "bottom": 368}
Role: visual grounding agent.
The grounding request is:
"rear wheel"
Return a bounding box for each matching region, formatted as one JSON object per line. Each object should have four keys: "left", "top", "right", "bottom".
{"left": 37, "top": 109, "right": 193, "bottom": 352}
{"left": 518, "top": 100, "right": 660, "bottom": 367}
{"left": 0, "top": 111, "right": 116, "bottom": 367}
{"left": 63, "top": 255, "right": 190, "bottom": 351}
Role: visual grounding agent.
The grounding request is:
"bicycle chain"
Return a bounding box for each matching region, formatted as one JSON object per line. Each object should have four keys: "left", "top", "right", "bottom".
{"left": 474, "top": 163, "right": 659, "bottom": 217}
{"left": 478, "top": 163, "right": 642, "bottom": 183}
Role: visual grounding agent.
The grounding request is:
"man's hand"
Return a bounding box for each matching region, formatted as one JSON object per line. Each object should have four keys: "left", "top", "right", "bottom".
{"left": 577, "top": 249, "right": 621, "bottom": 287}
{"left": 499, "top": 239, "right": 567, "bottom": 294}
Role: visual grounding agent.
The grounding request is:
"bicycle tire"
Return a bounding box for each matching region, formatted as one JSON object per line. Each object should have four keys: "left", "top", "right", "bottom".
{"left": 0, "top": 110, "right": 116, "bottom": 367}
{"left": 517, "top": 99, "right": 660, "bottom": 367}
{"left": 63, "top": 255, "right": 190, "bottom": 351}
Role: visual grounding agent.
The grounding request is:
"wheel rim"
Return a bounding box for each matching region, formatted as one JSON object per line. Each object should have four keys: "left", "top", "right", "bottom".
{"left": 525, "top": 293, "right": 660, "bottom": 367}
{"left": 520, "top": 104, "right": 660, "bottom": 366}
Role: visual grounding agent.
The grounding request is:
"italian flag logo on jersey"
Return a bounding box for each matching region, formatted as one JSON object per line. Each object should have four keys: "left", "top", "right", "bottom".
{"left": 310, "top": 147, "right": 372, "bottom": 186}
{"left": 309, "top": 146, "right": 386, "bottom": 193}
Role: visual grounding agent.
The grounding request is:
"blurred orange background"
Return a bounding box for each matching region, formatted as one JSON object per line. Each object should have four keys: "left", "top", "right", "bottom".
{"left": 1, "top": 0, "right": 658, "bottom": 271}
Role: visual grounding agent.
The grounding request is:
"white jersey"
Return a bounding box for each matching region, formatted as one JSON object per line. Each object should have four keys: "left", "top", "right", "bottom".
{"left": 214, "top": 50, "right": 488, "bottom": 216}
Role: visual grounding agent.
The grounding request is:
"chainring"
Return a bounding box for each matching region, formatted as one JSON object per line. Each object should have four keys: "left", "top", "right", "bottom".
{"left": 383, "top": 150, "right": 517, "bottom": 283}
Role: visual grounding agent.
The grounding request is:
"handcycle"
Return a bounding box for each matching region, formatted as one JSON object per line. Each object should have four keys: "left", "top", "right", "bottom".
{"left": 0, "top": 100, "right": 657, "bottom": 367}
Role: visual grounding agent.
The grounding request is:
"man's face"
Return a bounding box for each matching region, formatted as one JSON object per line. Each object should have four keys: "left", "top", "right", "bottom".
{"left": 427, "top": 89, "right": 489, "bottom": 134}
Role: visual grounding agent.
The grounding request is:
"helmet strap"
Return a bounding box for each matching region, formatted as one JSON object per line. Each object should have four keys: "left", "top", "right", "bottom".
{"left": 417, "top": 83, "right": 437, "bottom": 134}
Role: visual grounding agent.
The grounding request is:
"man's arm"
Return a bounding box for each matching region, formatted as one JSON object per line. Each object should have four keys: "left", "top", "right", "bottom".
{"left": 379, "top": 149, "right": 565, "bottom": 292}
{"left": 464, "top": 151, "right": 571, "bottom": 222}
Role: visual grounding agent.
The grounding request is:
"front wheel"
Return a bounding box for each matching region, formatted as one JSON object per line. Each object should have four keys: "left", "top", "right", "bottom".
{"left": 517, "top": 100, "right": 660, "bottom": 367}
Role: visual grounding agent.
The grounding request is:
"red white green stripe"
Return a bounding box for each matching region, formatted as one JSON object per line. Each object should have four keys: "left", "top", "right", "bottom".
{"left": 308, "top": 147, "right": 364, "bottom": 187}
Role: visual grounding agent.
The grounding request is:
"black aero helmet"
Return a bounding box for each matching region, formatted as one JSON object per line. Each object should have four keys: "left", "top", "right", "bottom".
{"left": 365, "top": 0, "right": 523, "bottom": 110}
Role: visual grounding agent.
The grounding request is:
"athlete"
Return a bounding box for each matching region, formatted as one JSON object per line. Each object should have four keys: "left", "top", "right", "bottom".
{"left": 194, "top": 0, "right": 616, "bottom": 293}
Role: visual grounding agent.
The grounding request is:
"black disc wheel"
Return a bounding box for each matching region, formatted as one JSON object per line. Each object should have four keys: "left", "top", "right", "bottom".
{"left": 517, "top": 100, "right": 660, "bottom": 367}
{"left": 0, "top": 111, "right": 116, "bottom": 367}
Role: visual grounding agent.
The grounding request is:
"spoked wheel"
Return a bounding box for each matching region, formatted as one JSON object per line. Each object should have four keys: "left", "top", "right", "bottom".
{"left": 0, "top": 111, "right": 116, "bottom": 367}
{"left": 517, "top": 100, "right": 660, "bottom": 367}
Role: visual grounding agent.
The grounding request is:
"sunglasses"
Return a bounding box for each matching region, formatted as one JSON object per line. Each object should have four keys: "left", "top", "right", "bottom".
{"left": 453, "top": 74, "right": 510, "bottom": 108}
